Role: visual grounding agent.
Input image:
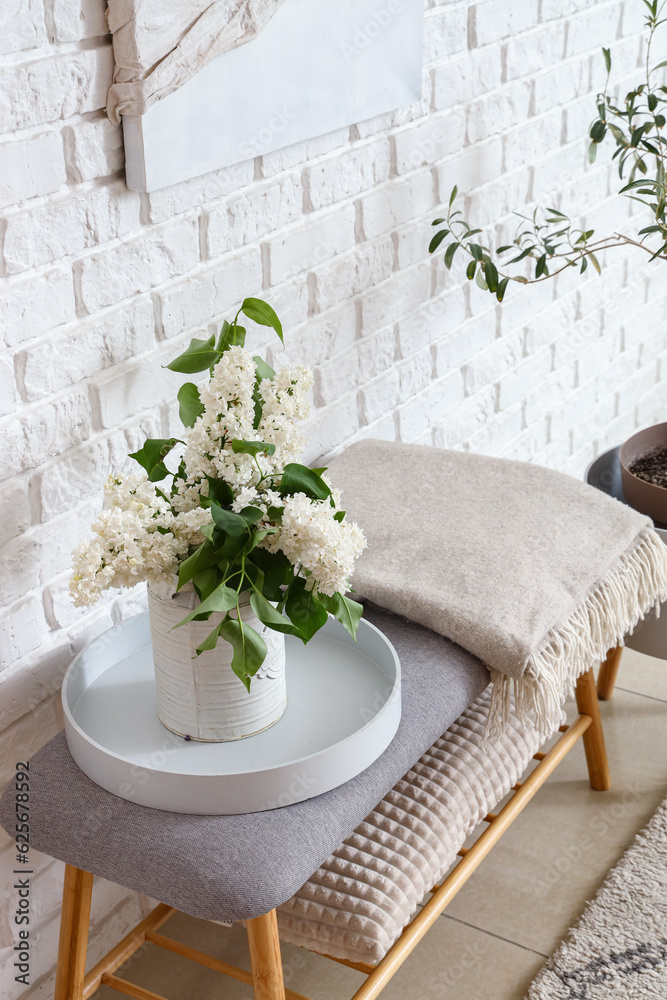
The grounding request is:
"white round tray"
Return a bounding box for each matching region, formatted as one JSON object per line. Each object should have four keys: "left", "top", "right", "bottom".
{"left": 62, "top": 613, "right": 401, "bottom": 814}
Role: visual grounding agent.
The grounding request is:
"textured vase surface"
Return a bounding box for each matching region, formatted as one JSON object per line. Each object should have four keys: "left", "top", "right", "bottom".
{"left": 147, "top": 587, "right": 287, "bottom": 741}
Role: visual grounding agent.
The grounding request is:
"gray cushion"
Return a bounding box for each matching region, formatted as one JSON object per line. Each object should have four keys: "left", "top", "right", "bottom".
{"left": 0, "top": 606, "right": 489, "bottom": 921}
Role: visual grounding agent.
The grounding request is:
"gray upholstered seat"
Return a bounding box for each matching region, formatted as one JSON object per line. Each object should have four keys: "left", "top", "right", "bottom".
{"left": 0, "top": 606, "right": 490, "bottom": 922}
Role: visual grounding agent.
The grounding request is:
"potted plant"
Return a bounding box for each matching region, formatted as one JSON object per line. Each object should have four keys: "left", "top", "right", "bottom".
{"left": 429, "top": 1, "right": 667, "bottom": 299}
{"left": 70, "top": 298, "right": 366, "bottom": 742}
{"left": 429, "top": 0, "right": 667, "bottom": 519}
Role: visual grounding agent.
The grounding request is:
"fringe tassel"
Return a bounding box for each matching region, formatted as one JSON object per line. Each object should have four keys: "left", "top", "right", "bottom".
{"left": 486, "top": 528, "right": 667, "bottom": 742}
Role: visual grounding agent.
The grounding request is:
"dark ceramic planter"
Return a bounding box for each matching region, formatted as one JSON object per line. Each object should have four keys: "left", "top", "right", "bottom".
{"left": 619, "top": 422, "right": 667, "bottom": 525}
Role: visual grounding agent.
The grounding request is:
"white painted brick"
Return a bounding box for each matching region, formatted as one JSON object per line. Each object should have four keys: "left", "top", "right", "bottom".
{"left": 123, "top": 412, "right": 163, "bottom": 456}
{"left": 158, "top": 247, "right": 262, "bottom": 338}
{"left": 566, "top": 5, "right": 622, "bottom": 58}
{"left": 3, "top": 185, "right": 140, "bottom": 274}
{"left": 0, "top": 480, "right": 30, "bottom": 549}
{"left": 0, "top": 417, "right": 25, "bottom": 482}
{"left": 465, "top": 167, "right": 532, "bottom": 224}
{"left": 432, "top": 48, "right": 503, "bottom": 111}
{"left": 433, "top": 386, "right": 496, "bottom": 448}
{"left": 89, "top": 345, "right": 184, "bottom": 428}
{"left": 267, "top": 205, "right": 356, "bottom": 285}
{"left": 0, "top": 131, "right": 66, "bottom": 209}
{"left": 306, "top": 140, "right": 391, "bottom": 211}
{"left": 467, "top": 81, "right": 532, "bottom": 145}
{"left": 49, "top": 0, "right": 109, "bottom": 41}
{"left": 144, "top": 160, "right": 255, "bottom": 225}
{"left": 43, "top": 574, "right": 89, "bottom": 629}
{"left": 423, "top": 7, "right": 468, "bottom": 63}
{"left": 433, "top": 317, "right": 496, "bottom": 377}
{"left": 35, "top": 431, "right": 126, "bottom": 521}
{"left": 533, "top": 55, "right": 591, "bottom": 110}
{"left": 270, "top": 303, "right": 357, "bottom": 370}
{"left": 302, "top": 392, "right": 359, "bottom": 464}
{"left": 436, "top": 136, "right": 503, "bottom": 198}
{"left": 398, "top": 287, "right": 467, "bottom": 359}
{"left": 397, "top": 370, "right": 465, "bottom": 440}
{"left": 472, "top": 1, "right": 538, "bottom": 46}
{"left": 497, "top": 349, "right": 552, "bottom": 410}
{"left": 0, "top": 596, "right": 48, "bottom": 664}
{"left": 462, "top": 331, "right": 524, "bottom": 396}
{"left": 540, "top": 0, "right": 591, "bottom": 19}
{"left": 0, "top": 354, "right": 17, "bottom": 418}
{"left": 75, "top": 218, "right": 200, "bottom": 313}
{"left": 637, "top": 378, "right": 667, "bottom": 426}
{"left": 21, "top": 297, "right": 155, "bottom": 400}
{"left": 524, "top": 368, "right": 576, "bottom": 428}
{"left": 261, "top": 127, "right": 349, "bottom": 178}
{"left": 504, "top": 109, "right": 563, "bottom": 173}
{"left": 0, "top": 0, "right": 46, "bottom": 54}
{"left": 505, "top": 23, "right": 568, "bottom": 82}
{"left": 0, "top": 631, "right": 72, "bottom": 731}
{"left": 0, "top": 390, "right": 92, "bottom": 484}
{"left": 393, "top": 112, "right": 467, "bottom": 174}
{"left": 27, "top": 389, "right": 93, "bottom": 466}
{"left": 64, "top": 117, "right": 124, "bottom": 182}
{"left": 352, "top": 87, "right": 430, "bottom": 141}
{"left": 0, "top": 267, "right": 76, "bottom": 349}
{"left": 257, "top": 275, "right": 309, "bottom": 339}
{"left": 0, "top": 46, "right": 114, "bottom": 132}
{"left": 206, "top": 174, "right": 302, "bottom": 257}
{"left": 312, "top": 237, "right": 394, "bottom": 314}
{"left": 360, "top": 171, "right": 434, "bottom": 240}
{"left": 315, "top": 325, "right": 396, "bottom": 407}
{"left": 359, "top": 266, "right": 431, "bottom": 332}
{"left": 359, "top": 348, "right": 433, "bottom": 425}
{"left": 468, "top": 401, "right": 524, "bottom": 453}
{"left": 394, "top": 218, "right": 437, "bottom": 270}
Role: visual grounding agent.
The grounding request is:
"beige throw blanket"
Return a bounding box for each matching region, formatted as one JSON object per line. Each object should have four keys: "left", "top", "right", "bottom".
{"left": 329, "top": 441, "right": 667, "bottom": 736}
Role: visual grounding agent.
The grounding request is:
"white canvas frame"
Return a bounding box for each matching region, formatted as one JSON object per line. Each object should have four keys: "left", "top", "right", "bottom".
{"left": 122, "top": 0, "right": 424, "bottom": 191}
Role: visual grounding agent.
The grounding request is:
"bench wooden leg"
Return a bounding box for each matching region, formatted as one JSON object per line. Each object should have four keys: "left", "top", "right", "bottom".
{"left": 597, "top": 644, "right": 623, "bottom": 701}
{"left": 575, "top": 667, "right": 611, "bottom": 791}
{"left": 247, "top": 910, "right": 286, "bottom": 1000}
{"left": 54, "top": 865, "right": 94, "bottom": 1000}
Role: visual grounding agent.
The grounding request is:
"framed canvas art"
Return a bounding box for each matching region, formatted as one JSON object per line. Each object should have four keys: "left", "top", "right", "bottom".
{"left": 112, "top": 0, "right": 424, "bottom": 191}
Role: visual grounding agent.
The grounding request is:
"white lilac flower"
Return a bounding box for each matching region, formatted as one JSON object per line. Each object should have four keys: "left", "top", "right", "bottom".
{"left": 69, "top": 473, "right": 211, "bottom": 607}
{"left": 69, "top": 348, "right": 366, "bottom": 611}
{"left": 262, "top": 492, "right": 367, "bottom": 597}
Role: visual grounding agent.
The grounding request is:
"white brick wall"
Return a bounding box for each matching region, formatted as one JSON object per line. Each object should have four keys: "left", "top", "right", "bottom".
{"left": 1, "top": 0, "right": 666, "bottom": 995}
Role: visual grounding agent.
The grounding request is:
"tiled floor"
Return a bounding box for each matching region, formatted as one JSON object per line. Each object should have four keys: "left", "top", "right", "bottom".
{"left": 93, "top": 647, "right": 667, "bottom": 1000}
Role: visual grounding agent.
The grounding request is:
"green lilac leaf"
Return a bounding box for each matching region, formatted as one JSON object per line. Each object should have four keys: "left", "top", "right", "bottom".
{"left": 241, "top": 297, "right": 283, "bottom": 342}
{"left": 128, "top": 438, "right": 182, "bottom": 482}
{"left": 177, "top": 383, "right": 205, "bottom": 427}
{"left": 166, "top": 335, "right": 222, "bottom": 374}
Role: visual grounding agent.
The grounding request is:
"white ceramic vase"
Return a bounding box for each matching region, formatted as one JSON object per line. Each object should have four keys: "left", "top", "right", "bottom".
{"left": 147, "top": 586, "right": 287, "bottom": 742}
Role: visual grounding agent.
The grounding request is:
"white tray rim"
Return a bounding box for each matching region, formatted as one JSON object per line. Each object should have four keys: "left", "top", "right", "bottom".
{"left": 62, "top": 612, "right": 402, "bottom": 813}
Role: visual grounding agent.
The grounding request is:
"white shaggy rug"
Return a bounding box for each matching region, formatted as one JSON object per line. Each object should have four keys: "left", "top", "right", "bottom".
{"left": 526, "top": 794, "right": 667, "bottom": 999}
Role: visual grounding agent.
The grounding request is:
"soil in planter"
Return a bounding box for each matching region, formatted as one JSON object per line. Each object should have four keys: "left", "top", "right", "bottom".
{"left": 630, "top": 447, "right": 667, "bottom": 489}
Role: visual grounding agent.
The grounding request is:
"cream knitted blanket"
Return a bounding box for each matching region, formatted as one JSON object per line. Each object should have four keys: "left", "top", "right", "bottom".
{"left": 328, "top": 441, "right": 667, "bottom": 737}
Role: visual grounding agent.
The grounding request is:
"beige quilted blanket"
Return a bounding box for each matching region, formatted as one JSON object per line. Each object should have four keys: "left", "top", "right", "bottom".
{"left": 329, "top": 441, "right": 667, "bottom": 737}
{"left": 278, "top": 686, "right": 543, "bottom": 965}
